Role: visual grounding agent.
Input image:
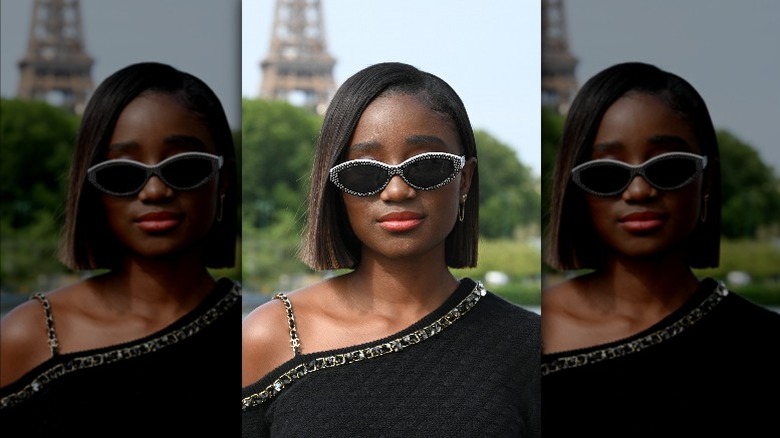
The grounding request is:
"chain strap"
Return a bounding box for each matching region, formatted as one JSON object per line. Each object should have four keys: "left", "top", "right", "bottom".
{"left": 273, "top": 293, "right": 301, "bottom": 357}
{"left": 32, "top": 293, "right": 60, "bottom": 356}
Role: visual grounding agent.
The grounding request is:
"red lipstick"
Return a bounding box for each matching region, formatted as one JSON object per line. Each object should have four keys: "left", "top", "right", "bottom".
{"left": 135, "top": 211, "right": 181, "bottom": 233}
{"left": 619, "top": 211, "right": 666, "bottom": 233}
{"left": 377, "top": 211, "right": 424, "bottom": 232}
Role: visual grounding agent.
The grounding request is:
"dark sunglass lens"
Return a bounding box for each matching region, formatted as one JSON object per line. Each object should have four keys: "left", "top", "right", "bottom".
{"left": 578, "top": 164, "right": 631, "bottom": 194}
{"left": 162, "top": 157, "right": 215, "bottom": 189}
{"left": 95, "top": 164, "right": 147, "bottom": 194}
{"left": 645, "top": 158, "right": 697, "bottom": 188}
{"left": 404, "top": 157, "right": 455, "bottom": 188}
{"left": 337, "top": 165, "right": 388, "bottom": 194}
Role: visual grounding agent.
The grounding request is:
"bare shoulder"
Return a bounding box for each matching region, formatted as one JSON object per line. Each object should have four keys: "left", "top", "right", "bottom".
{"left": 542, "top": 277, "right": 582, "bottom": 311}
{"left": 541, "top": 276, "right": 589, "bottom": 354}
{"left": 0, "top": 281, "right": 96, "bottom": 387}
{"left": 0, "top": 296, "right": 53, "bottom": 387}
{"left": 241, "top": 281, "right": 332, "bottom": 387}
{"left": 241, "top": 297, "right": 291, "bottom": 386}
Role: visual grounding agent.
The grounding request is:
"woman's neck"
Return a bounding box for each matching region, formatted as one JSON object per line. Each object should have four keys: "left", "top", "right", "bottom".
{"left": 342, "top": 251, "right": 460, "bottom": 316}
{"left": 585, "top": 253, "right": 700, "bottom": 317}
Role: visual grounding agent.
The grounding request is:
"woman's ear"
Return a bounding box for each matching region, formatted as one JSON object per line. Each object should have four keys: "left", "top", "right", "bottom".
{"left": 460, "top": 157, "right": 477, "bottom": 198}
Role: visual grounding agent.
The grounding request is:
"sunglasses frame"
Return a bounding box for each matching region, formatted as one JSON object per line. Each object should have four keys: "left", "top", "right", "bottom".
{"left": 329, "top": 151, "right": 466, "bottom": 197}
{"left": 87, "top": 151, "right": 224, "bottom": 196}
{"left": 571, "top": 151, "right": 708, "bottom": 197}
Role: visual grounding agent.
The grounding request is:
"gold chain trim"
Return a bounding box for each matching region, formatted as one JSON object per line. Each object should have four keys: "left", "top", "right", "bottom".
{"left": 541, "top": 281, "right": 728, "bottom": 376}
{"left": 242, "top": 281, "right": 487, "bottom": 411}
{"left": 274, "top": 293, "right": 301, "bottom": 356}
{"left": 1, "top": 283, "right": 241, "bottom": 410}
{"left": 32, "top": 293, "right": 60, "bottom": 356}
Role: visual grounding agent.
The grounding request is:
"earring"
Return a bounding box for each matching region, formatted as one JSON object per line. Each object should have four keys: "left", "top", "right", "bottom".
{"left": 216, "top": 194, "right": 225, "bottom": 222}
{"left": 700, "top": 193, "right": 709, "bottom": 222}
{"left": 458, "top": 195, "right": 467, "bottom": 222}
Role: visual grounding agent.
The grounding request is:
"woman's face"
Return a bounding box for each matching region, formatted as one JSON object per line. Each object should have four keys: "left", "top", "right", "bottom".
{"left": 100, "top": 92, "right": 222, "bottom": 262}
{"left": 584, "top": 92, "right": 706, "bottom": 260}
{"left": 340, "top": 93, "right": 475, "bottom": 263}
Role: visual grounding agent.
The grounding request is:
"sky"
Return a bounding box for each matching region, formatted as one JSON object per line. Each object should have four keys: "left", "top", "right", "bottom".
{"left": 565, "top": 0, "right": 780, "bottom": 174}
{"left": 241, "top": 0, "right": 542, "bottom": 176}
{"left": 0, "top": 0, "right": 242, "bottom": 129}
{"left": 3, "top": 1, "right": 776, "bottom": 176}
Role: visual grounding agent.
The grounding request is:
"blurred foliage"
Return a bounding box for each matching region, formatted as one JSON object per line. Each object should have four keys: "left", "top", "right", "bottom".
{"left": 717, "top": 130, "right": 780, "bottom": 238}
{"left": 1, "top": 98, "right": 78, "bottom": 232}
{"left": 241, "top": 98, "right": 320, "bottom": 232}
{"left": 1, "top": 99, "right": 78, "bottom": 288}
{"left": 474, "top": 131, "right": 540, "bottom": 238}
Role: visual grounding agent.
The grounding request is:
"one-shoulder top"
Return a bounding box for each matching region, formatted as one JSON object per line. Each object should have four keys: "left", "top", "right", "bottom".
{"left": 242, "top": 278, "right": 542, "bottom": 438}
{"left": 0, "top": 277, "right": 242, "bottom": 437}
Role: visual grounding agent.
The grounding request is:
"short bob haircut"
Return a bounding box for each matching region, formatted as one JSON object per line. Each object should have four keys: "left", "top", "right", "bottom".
{"left": 545, "top": 62, "right": 721, "bottom": 271}
{"left": 301, "top": 62, "right": 479, "bottom": 270}
{"left": 59, "top": 62, "right": 238, "bottom": 270}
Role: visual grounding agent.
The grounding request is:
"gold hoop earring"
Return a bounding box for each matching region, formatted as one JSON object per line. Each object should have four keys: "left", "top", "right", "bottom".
{"left": 216, "top": 194, "right": 225, "bottom": 222}
{"left": 700, "top": 194, "right": 709, "bottom": 222}
{"left": 458, "top": 195, "right": 467, "bottom": 222}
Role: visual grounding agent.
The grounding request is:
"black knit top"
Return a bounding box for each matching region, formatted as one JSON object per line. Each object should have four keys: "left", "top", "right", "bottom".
{"left": 242, "top": 278, "right": 541, "bottom": 438}
{"left": 542, "top": 277, "right": 780, "bottom": 437}
{"left": 0, "top": 278, "right": 242, "bottom": 437}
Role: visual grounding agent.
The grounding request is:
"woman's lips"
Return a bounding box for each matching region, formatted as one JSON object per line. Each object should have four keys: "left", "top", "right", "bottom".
{"left": 619, "top": 211, "right": 666, "bottom": 233}
{"left": 377, "top": 211, "right": 424, "bottom": 232}
{"left": 135, "top": 211, "right": 181, "bottom": 233}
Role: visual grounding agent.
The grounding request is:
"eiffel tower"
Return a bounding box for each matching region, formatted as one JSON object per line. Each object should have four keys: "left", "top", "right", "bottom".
{"left": 542, "top": 0, "right": 578, "bottom": 114}
{"left": 17, "top": 0, "right": 94, "bottom": 114}
{"left": 260, "top": 0, "right": 336, "bottom": 114}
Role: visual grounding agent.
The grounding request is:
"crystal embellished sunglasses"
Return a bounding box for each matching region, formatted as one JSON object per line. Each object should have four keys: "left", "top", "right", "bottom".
{"left": 87, "top": 151, "right": 223, "bottom": 196}
{"left": 329, "top": 151, "right": 465, "bottom": 197}
{"left": 571, "top": 151, "right": 707, "bottom": 197}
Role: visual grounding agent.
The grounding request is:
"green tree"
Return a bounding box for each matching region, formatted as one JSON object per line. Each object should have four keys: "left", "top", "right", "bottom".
{"left": 241, "top": 99, "right": 321, "bottom": 231}
{"left": 475, "top": 130, "right": 540, "bottom": 238}
{"left": 1, "top": 99, "right": 80, "bottom": 288}
{"left": 1, "top": 99, "right": 78, "bottom": 229}
{"left": 540, "top": 107, "right": 565, "bottom": 233}
{"left": 718, "top": 129, "right": 780, "bottom": 238}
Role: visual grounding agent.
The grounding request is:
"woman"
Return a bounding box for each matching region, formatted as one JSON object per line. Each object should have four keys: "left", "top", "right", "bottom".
{"left": 0, "top": 62, "right": 241, "bottom": 435}
{"left": 242, "top": 62, "right": 540, "bottom": 437}
{"left": 542, "top": 62, "right": 780, "bottom": 436}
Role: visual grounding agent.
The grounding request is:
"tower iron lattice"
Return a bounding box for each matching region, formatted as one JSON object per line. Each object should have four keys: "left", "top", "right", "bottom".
{"left": 17, "top": 0, "right": 94, "bottom": 114}
{"left": 260, "top": 0, "right": 336, "bottom": 114}
{"left": 542, "top": 0, "right": 578, "bottom": 114}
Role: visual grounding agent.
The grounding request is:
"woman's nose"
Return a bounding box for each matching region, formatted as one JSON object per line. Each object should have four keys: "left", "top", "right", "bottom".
{"left": 622, "top": 175, "right": 657, "bottom": 202}
{"left": 379, "top": 175, "right": 417, "bottom": 201}
{"left": 137, "top": 175, "right": 174, "bottom": 201}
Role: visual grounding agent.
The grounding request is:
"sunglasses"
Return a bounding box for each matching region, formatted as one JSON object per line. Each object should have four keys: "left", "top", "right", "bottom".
{"left": 571, "top": 151, "right": 707, "bottom": 197}
{"left": 329, "top": 152, "right": 465, "bottom": 197}
{"left": 87, "top": 152, "right": 223, "bottom": 196}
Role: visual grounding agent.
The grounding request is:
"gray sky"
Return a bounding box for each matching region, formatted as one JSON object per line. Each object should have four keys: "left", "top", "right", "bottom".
{"left": 5, "top": 1, "right": 774, "bottom": 176}
{"left": 0, "top": 0, "right": 241, "bottom": 129}
{"left": 241, "top": 0, "right": 542, "bottom": 176}
{"left": 565, "top": 0, "right": 780, "bottom": 174}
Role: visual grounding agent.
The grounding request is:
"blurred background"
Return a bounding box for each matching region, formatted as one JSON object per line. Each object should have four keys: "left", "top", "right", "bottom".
{"left": 0, "top": 0, "right": 242, "bottom": 315}
{"left": 542, "top": 0, "right": 780, "bottom": 309}
{"left": 240, "top": 0, "right": 544, "bottom": 314}
{"left": 2, "top": 1, "right": 776, "bottom": 317}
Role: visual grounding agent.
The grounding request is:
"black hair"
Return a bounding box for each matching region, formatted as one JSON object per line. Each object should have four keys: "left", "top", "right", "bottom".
{"left": 301, "top": 62, "right": 479, "bottom": 270}
{"left": 545, "top": 62, "right": 721, "bottom": 270}
{"left": 59, "top": 62, "right": 238, "bottom": 269}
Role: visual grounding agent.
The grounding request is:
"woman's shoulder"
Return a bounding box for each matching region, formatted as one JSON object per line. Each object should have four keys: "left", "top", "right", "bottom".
{"left": 541, "top": 276, "right": 585, "bottom": 317}
{"left": 0, "top": 281, "right": 90, "bottom": 387}
{"left": 241, "top": 279, "right": 333, "bottom": 387}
